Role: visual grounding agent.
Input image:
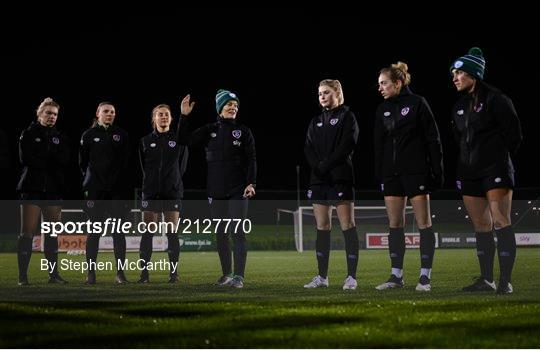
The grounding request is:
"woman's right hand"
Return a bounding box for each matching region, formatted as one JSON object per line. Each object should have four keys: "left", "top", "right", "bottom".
{"left": 180, "top": 94, "right": 196, "bottom": 116}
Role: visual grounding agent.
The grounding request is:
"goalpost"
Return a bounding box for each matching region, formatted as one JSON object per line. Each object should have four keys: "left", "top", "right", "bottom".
{"left": 277, "top": 205, "right": 416, "bottom": 252}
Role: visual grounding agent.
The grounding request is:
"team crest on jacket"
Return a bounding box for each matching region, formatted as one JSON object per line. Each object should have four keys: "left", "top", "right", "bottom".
{"left": 168, "top": 141, "right": 176, "bottom": 148}
{"left": 86, "top": 200, "right": 94, "bottom": 208}
{"left": 210, "top": 132, "right": 217, "bottom": 138}
{"left": 307, "top": 190, "right": 312, "bottom": 199}
{"left": 113, "top": 134, "right": 121, "bottom": 142}
{"left": 457, "top": 109, "right": 464, "bottom": 116}
{"left": 330, "top": 118, "right": 339, "bottom": 125}
{"left": 474, "top": 103, "right": 483, "bottom": 113}
{"left": 384, "top": 111, "right": 391, "bottom": 117}
{"left": 141, "top": 200, "right": 148, "bottom": 208}
{"left": 52, "top": 137, "right": 59, "bottom": 144}
{"left": 401, "top": 107, "right": 410, "bottom": 116}
{"left": 316, "top": 122, "right": 323, "bottom": 127}
{"left": 232, "top": 130, "right": 242, "bottom": 139}
{"left": 94, "top": 137, "right": 100, "bottom": 142}
{"left": 150, "top": 143, "right": 156, "bottom": 148}
{"left": 34, "top": 137, "right": 41, "bottom": 142}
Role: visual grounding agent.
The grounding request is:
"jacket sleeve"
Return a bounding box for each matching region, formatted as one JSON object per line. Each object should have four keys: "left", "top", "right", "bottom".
{"left": 79, "top": 132, "right": 90, "bottom": 176}
{"left": 318, "top": 111, "right": 359, "bottom": 174}
{"left": 373, "top": 109, "right": 385, "bottom": 182}
{"left": 244, "top": 127, "right": 257, "bottom": 185}
{"left": 419, "top": 98, "right": 444, "bottom": 176}
{"left": 178, "top": 115, "right": 209, "bottom": 147}
{"left": 19, "top": 130, "right": 47, "bottom": 169}
{"left": 180, "top": 146, "right": 189, "bottom": 177}
{"left": 138, "top": 138, "right": 146, "bottom": 177}
{"left": 491, "top": 93, "right": 522, "bottom": 155}
{"left": 304, "top": 120, "right": 319, "bottom": 170}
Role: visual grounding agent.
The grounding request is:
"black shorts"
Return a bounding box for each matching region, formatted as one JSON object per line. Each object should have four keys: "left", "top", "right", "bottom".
{"left": 457, "top": 172, "right": 515, "bottom": 197}
{"left": 381, "top": 173, "right": 431, "bottom": 198}
{"left": 83, "top": 190, "right": 130, "bottom": 220}
{"left": 18, "top": 192, "right": 62, "bottom": 207}
{"left": 141, "top": 197, "right": 182, "bottom": 213}
{"left": 307, "top": 183, "right": 354, "bottom": 205}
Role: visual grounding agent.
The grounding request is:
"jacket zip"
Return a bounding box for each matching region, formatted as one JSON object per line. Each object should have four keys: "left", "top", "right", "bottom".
{"left": 465, "top": 104, "right": 471, "bottom": 165}
{"left": 43, "top": 128, "right": 50, "bottom": 192}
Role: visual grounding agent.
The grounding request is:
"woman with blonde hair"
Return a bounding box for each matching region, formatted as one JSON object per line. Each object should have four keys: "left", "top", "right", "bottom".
{"left": 374, "top": 62, "right": 443, "bottom": 292}
{"left": 138, "top": 96, "right": 194, "bottom": 283}
{"left": 303, "top": 79, "right": 360, "bottom": 290}
{"left": 17, "top": 97, "right": 71, "bottom": 285}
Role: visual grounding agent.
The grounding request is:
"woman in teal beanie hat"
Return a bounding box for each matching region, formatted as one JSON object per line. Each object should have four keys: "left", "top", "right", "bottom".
{"left": 179, "top": 89, "right": 256, "bottom": 289}
{"left": 450, "top": 47, "right": 522, "bottom": 294}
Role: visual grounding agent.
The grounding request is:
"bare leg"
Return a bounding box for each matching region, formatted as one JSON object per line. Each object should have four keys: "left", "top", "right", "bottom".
{"left": 336, "top": 201, "right": 358, "bottom": 279}
{"left": 463, "top": 195, "right": 496, "bottom": 284}
{"left": 410, "top": 195, "right": 435, "bottom": 280}
{"left": 312, "top": 204, "right": 332, "bottom": 278}
{"left": 383, "top": 196, "right": 407, "bottom": 278}
{"left": 487, "top": 188, "right": 516, "bottom": 289}
{"left": 17, "top": 204, "right": 41, "bottom": 284}
{"left": 163, "top": 211, "right": 180, "bottom": 280}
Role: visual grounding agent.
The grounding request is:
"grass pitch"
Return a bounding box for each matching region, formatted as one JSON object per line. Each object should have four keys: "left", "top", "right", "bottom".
{"left": 0, "top": 249, "right": 539, "bottom": 348}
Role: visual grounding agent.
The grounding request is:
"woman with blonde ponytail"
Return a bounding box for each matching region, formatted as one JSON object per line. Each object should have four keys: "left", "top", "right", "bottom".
{"left": 374, "top": 62, "right": 443, "bottom": 292}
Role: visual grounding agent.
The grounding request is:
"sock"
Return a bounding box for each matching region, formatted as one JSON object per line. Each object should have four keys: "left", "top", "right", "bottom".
{"left": 388, "top": 227, "right": 405, "bottom": 270}
{"left": 419, "top": 226, "right": 435, "bottom": 269}
{"left": 85, "top": 233, "right": 100, "bottom": 273}
{"left": 113, "top": 232, "right": 127, "bottom": 272}
{"left": 17, "top": 236, "right": 33, "bottom": 280}
{"left": 420, "top": 268, "right": 431, "bottom": 279}
{"left": 166, "top": 233, "right": 180, "bottom": 276}
{"left": 44, "top": 234, "right": 59, "bottom": 276}
{"left": 216, "top": 232, "right": 232, "bottom": 276}
{"left": 139, "top": 233, "right": 153, "bottom": 277}
{"left": 391, "top": 268, "right": 403, "bottom": 278}
{"left": 475, "top": 231, "right": 495, "bottom": 282}
{"left": 232, "top": 231, "right": 247, "bottom": 278}
{"left": 343, "top": 227, "right": 359, "bottom": 279}
{"left": 496, "top": 226, "right": 517, "bottom": 283}
{"left": 316, "top": 229, "right": 331, "bottom": 279}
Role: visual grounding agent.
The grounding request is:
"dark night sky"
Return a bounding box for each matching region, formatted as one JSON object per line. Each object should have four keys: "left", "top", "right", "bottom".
{"left": 2, "top": 10, "right": 539, "bottom": 198}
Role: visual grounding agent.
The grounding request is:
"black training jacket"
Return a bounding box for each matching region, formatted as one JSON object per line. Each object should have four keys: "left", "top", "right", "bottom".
{"left": 304, "top": 104, "right": 358, "bottom": 185}
{"left": 451, "top": 81, "right": 522, "bottom": 179}
{"left": 79, "top": 124, "right": 129, "bottom": 192}
{"left": 374, "top": 87, "right": 443, "bottom": 181}
{"left": 139, "top": 117, "right": 188, "bottom": 200}
{"left": 17, "top": 121, "right": 70, "bottom": 194}
{"left": 179, "top": 116, "right": 256, "bottom": 198}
